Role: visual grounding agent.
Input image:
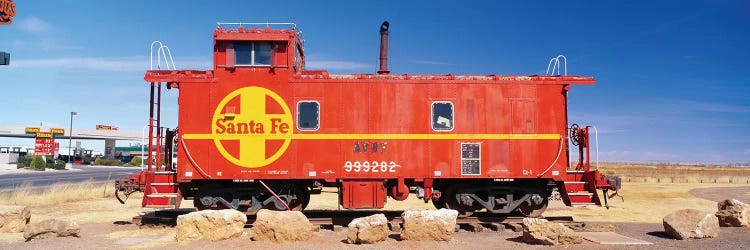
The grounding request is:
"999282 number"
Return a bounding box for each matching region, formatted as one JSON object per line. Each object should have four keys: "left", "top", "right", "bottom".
{"left": 344, "top": 161, "right": 399, "bottom": 173}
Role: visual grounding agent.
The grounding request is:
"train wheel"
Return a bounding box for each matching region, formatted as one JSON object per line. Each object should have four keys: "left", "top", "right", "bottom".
{"left": 193, "top": 197, "right": 207, "bottom": 210}
{"left": 193, "top": 184, "right": 219, "bottom": 210}
{"left": 516, "top": 197, "right": 549, "bottom": 218}
{"left": 432, "top": 196, "right": 445, "bottom": 209}
{"left": 287, "top": 185, "right": 310, "bottom": 211}
{"left": 443, "top": 186, "right": 475, "bottom": 217}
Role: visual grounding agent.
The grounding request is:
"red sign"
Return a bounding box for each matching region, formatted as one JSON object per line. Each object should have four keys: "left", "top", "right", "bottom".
{"left": 34, "top": 138, "right": 55, "bottom": 156}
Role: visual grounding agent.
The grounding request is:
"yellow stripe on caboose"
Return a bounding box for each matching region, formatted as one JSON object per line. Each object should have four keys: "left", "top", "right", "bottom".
{"left": 182, "top": 133, "right": 561, "bottom": 140}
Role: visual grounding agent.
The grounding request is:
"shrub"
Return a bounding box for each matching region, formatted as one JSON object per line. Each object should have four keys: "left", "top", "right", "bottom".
{"left": 130, "top": 156, "right": 143, "bottom": 166}
{"left": 16, "top": 155, "right": 32, "bottom": 169}
{"left": 30, "top": 156, "right": 46, "bottom": 171}
{"left": 46, "top": 159, "right": 66, "bottom": 170}
{"left": 95, "top": 158, "right": 123, "bottom": 166}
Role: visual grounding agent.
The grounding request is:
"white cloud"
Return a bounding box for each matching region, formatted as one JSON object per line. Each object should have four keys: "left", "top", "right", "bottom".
{"left": 306, "top": 60, "right": 369, "bottom": 70}
{"left": 16, "top": 17, "right": 52, "bottom": 33}
{"left": 11, "top": 57, "right": 211, "bottom": 72}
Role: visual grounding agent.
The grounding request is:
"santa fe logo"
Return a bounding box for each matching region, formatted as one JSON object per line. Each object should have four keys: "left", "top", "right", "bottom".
{"left": 183, "top": 86, "right": 293, "bottom": 168}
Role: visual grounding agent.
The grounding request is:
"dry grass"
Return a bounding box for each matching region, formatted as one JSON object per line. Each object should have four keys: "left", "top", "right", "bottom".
{"left": 0, "top": 181, "right": 115, "bottom": 207}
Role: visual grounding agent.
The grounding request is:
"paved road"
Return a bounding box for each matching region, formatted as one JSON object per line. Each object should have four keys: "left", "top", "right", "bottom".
{"left": 0, "top": 165, "right": 141, "bottom": 191}
{"left": 689, "top": 186, "right": 750, "bottom": 204}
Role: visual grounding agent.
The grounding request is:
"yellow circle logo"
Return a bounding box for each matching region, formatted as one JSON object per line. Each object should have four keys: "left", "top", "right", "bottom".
{"left": 211, "top": 86, "right": 293, "bottom": 168}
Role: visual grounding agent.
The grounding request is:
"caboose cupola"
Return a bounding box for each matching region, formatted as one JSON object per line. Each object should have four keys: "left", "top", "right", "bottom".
{"left": 213, "top": 22, "right": 304, "bottom": 73}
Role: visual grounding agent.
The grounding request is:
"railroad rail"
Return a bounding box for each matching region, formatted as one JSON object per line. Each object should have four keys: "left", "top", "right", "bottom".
{"left": 132, "top": 209, "right": 579, "bottom": 233}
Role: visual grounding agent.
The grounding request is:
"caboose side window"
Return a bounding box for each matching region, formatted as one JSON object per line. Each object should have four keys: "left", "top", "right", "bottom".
{"left": 297, "top": 101, "right": 320, "bottom": 131}
{"left": 431, "top": 101, "right": 454, "bottom": 131}
{"left": 234, "top": 42, "right": 272, "bottom": 66}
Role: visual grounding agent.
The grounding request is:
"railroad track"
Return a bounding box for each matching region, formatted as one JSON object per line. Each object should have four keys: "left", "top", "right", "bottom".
{"left": 132, "top": 209, "right": 579, "bottom": 233}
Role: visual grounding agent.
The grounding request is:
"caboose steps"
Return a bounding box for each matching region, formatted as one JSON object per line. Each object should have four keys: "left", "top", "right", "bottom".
{"left": 141, "top": 170, "right": 182, "bottom": 209}
{"left": 150, "top": 182, "right": 177, "bottom": 186}
{"left": 561, "top": 169, "right": 603, "bottom": 206}
{"left": 567, "top": 192, "right": 594, "bottom": 196}
{"left": 570, "top": 202, "right": 597, "bottom": 206}
{"left": 144, "top": 204, "right": 177, "bottom": 209}
{"left": 146, "top": 193, "right": 179, "bottom": 198}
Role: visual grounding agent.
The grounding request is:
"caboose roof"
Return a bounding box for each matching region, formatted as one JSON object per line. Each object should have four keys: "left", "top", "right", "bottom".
{"left": 144, "top": 22, "right": 594, "bottom": 85}
{"left": 144, "top": 69, "right": 594, "bottom": 85}
{"left": 290, "top": 70, "right": 594, "bottom": 84}
{"left": 214, "top": 22, "right": 300, "bottom": 41}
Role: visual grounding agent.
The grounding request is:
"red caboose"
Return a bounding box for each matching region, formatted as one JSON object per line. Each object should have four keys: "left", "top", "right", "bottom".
{"left": 116, "top": 22, "right": 619, "bottom": 217}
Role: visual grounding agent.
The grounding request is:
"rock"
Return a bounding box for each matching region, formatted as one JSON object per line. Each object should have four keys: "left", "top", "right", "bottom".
{"left": 663, "top": 209, "right": 719, "bottom": 240}
{"left": 0, "top": 205, "right": 31, "bottom": 233}
{"left": 252, "top": 209, "right": 313, "bottom": 243}
{"left": 400, "top": 209, "right": 457, "bottom": 241}
{"left": 23, "top": 219, "right": 80, "bottom": 241}
{"left": 175, "top": 209, "right": 247, "bottom": 241}
{"left": 715, "top": 199, "right": 750, "bottom": 227}
{"left": 346, "top": 214, "right": 389, "bottom": 244}
{"left": 521, "top": 218, "right": 582, "bottom": 246}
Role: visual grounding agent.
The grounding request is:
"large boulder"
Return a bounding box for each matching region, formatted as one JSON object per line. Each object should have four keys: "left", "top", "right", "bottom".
{"left": 176, "top": 209, "right": 247, "bottom": 241}
{"left": 0, "top": 205, "right": 30, "bottom": 233}
{"left": 663, "top": 209, "right": 719, "bottom": 240}
{"left": 346, "top": 213, "right": 389, "bottom": 244}
{"left": 23, "top": 219, "right": 79, "bottom": 241}
{"left": 252, "top": 209, "right": 313, "bottom": 243}
{"left": 400, "top": 209, "right": 457, "bottom": 241}
{"left": 715, "top": 199, "right": 750, "bottom": 227}
{"left": 522, "top": 218, "right": 582, "bottom": 245}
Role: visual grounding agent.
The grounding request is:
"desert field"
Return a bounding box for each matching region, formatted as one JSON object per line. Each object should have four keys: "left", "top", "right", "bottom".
{"left": 597, "top": 163, "right": 750, "bottom": 184}
{"left": 0, "top": 164, "right": 749, "bottom": 249}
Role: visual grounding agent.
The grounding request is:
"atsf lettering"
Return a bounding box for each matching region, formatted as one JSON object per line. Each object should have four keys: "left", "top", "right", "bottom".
{"left": 353, "top": 141, "right": 387, "bottom": 153}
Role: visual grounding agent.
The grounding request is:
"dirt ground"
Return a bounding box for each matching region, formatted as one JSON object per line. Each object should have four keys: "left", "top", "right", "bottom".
{"left": 1, "top": 183, "right": 749, "bottom": 249}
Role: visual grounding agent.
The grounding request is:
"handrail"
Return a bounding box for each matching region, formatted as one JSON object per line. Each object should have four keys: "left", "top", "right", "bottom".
{"left": 589, "top": 126, "right": 599, "bottom": 170}
{"left": 150, "top": 41, "right": 176, "bottom": 70}
{"left": 536, "top": 134, "right": 564, "bottom": 178}
{"left": 546, "top": 55, "right": 567, "bottom": 76}
{"left": 180, "top": 136, "right": 211, "bottom": 179}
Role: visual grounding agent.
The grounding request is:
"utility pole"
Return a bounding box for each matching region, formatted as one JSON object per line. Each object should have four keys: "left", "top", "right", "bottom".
{"left": 68, "top": 112, "right": 77, "bottom": 165}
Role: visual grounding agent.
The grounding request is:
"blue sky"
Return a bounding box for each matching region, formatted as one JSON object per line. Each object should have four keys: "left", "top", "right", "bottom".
{"left": 0, "top": 0, "right": 748, "bottom": 163}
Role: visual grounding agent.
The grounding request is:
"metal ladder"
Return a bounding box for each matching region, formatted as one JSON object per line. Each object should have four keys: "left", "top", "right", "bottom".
{"left": 142, "top": 41, "right": 182, "bottom": 209}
